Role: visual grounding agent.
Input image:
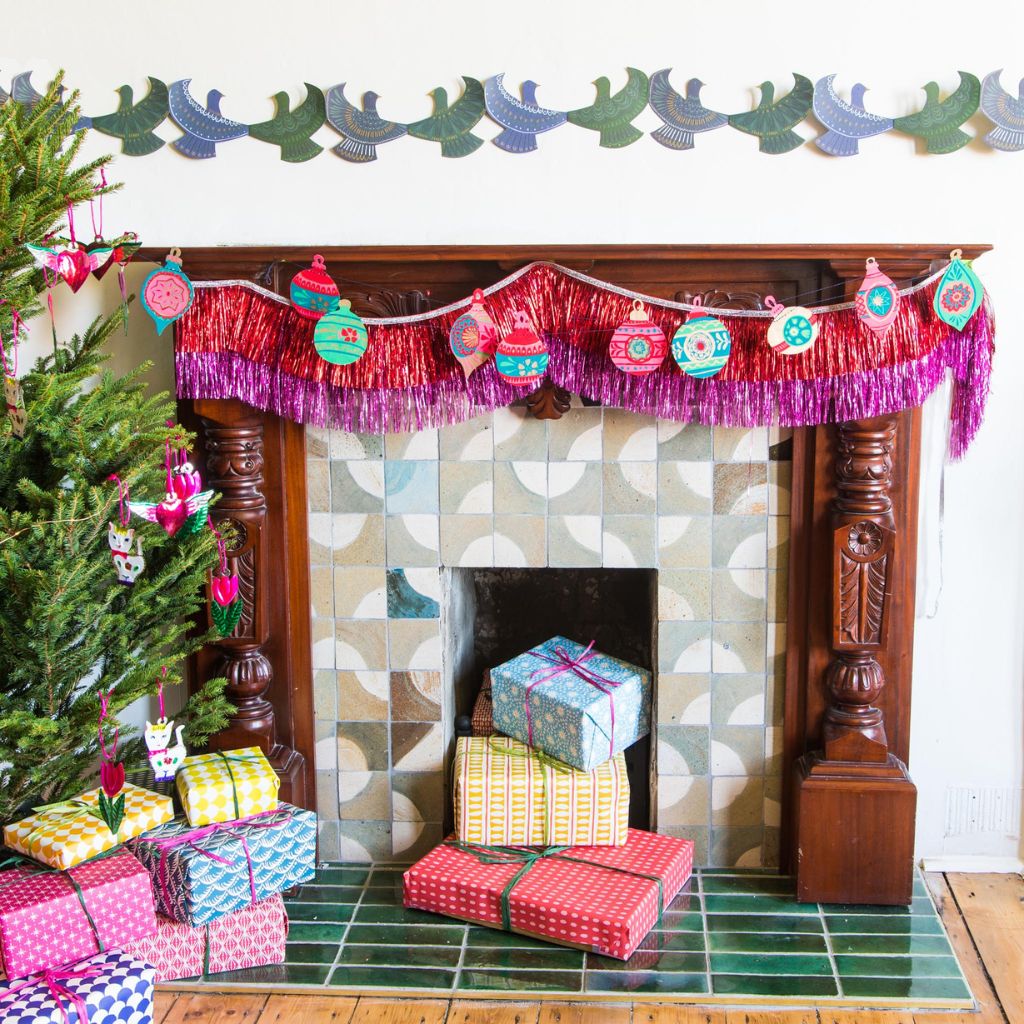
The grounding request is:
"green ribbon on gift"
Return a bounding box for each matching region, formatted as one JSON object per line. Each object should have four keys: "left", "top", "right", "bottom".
{"left": 186, "top": 750, "right": 266, "bottom": 821}
{"left": 445, "top": 840, "right": 665, "bottom": 935}
{"left": 24, "top": 798, "right": 105, "bottom": 845}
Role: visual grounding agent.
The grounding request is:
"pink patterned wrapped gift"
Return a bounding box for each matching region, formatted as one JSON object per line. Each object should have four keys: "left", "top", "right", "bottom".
{"left": 0, "top": 849, "right": 157, "bottom": 980}
{"left": 124, "top": 894, "right": 288, "bottom": 981}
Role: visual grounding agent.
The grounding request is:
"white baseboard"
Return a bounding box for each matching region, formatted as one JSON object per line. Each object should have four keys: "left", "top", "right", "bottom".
{"left": 920, "top": 855, "right": 1024, "bottom": 873}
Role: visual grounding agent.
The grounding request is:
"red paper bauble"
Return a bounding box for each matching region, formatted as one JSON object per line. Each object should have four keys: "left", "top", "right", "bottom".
{"left": 495, "top": 310, "right": 548, "bottom": 387}
{"left": 290, "top": 255, "right": 341, "bottom": 320}
{"left": 608, "top": 299, "right": 668, "bottom": 374}
{"left": 855, "top": 258, "right": 900, "bottom": 335}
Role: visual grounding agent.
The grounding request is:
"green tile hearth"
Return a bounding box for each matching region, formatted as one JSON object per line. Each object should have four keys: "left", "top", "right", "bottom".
{"left": 163, "top": 867, "right": 972, "bottom": 1010}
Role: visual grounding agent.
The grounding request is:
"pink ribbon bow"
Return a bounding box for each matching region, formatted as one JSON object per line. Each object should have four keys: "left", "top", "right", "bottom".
{"left": 0, "top": 963, "right": 103, "bottom": 1024}
{"left": 526, "top": 641, "right": 624, "bottom": 757}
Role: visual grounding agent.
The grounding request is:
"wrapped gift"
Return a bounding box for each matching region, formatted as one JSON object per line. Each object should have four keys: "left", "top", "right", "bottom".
{"left": 454, "top": 735, "right": 629, "bottom": 847}
{"left": 124, "top": 894, "right": 287, "bottom": 981}
{"left": 176, "top": 747, "right": 279, "bottom": 826}
{"left": 491, "top": 636, "right": 652, "bottom": 770}
{"left": 0, "top": 848, "right": 157, "bottom": 979}
{"left": 0, "top": 950, "right": 155, "bottom": 1024}
{"left": 470, "top": 670, "right": 494, "bottom": 736}
{"left": 2, "top": 784, "right": 175, "bottom": 870}
{"left": 404, "top": 828, "right": 693, "bottom": 961}
{"left": 128, "top": 803, "right": 315, "bottom": 926}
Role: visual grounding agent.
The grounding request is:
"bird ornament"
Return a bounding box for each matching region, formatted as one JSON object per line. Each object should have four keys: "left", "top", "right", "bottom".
{"left": 326, "top": 83, "right": 407, "bottom": 162}
{"left": 407, "top": 77, "right": 486, "bottom": 158}
{"left": 813, "top": 75, "right": 893, "bottom": 156}
{"left": 248, "top": 83, "right": 327, "bottom": 162}
{"left": 892, "top": 72, "right": 981, "bottom": 154}
{"left": 168, "top": 79, "right": 248, "bottom": 159}
{"left": 729, "top": 74, "right": 814, "bottom": 154}
{"left": 87, "top": 77, "right": 169, "bottom": 156}
{"left": 484, "top": 74, "right": 567, "bottom": 153}
{"left": 648, "top": 70, "right": 727, "bottom": 150}
{"left": 567, "top": 68, "right": 649, "bottom": 148}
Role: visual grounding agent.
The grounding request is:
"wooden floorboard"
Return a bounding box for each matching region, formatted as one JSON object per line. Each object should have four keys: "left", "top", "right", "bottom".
{"left": 349, "top": 997, "right": 451, "bottom": 1024}
{"left": 261, "top": 994, "right": 359, "bottom": 1023}
{"left": 153, "top": 992, "right": 179, "bottom": 1024}
{"left": 538, "top": 1003, "right": 632, "bottom": 1023}
{"left": 163, "top": 993, "right": 268, "bottom": 1023}
{"left": 640, "top": 1008, "right": 727, "bottom": 1023}
{"left": 447, "top": 1000, "right": 541, "bottom": 1023}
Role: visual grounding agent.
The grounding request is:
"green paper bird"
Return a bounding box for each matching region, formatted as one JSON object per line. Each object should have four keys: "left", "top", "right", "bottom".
{"left": 406, "top": 77, "right": 486, "bottom": 158}
{"left": 729, "top": 74, "right": 813, "bottom": 154}
{"left": 567, "top": 68, "right": 650, "bottom": 148}
{"left": 893, "top": 72, "right": 981, "bottom": 154}
{"left": 248, "top": 83, "right": 327, "bottom": 163}
{"left": 89, "top": 77, "right": 169, "bottom": 156}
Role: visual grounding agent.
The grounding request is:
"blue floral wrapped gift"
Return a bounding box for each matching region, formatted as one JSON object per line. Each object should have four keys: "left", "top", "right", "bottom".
{"left": 490, "top": 636, "right": 652, "bottom": 770}
{"left": 0, "top": 950, "right": 155, "bottom": 1024}
{"left": 128, "top": 802, "right": 316, "bottom": 926}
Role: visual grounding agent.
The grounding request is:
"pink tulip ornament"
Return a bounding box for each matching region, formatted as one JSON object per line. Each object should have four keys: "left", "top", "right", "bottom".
{"left": 211, "top": 572, "right": 239, "bottom": 607}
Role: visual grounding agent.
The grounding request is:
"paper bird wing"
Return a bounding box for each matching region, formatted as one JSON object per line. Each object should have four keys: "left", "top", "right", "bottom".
{"left": 92, "top": 77, "right": 169, "bottom": 135}
{"left": 408, "top": 77, "right": 485, "bottom": 140}
{"left": 895, "top": 72, "right": 981, "bottom": 133}
{"left": 326, "top": 84, "right": 406, "bottom": 143}
{"left": 169, "top": 79, "right": 247, "bottom": 141}
{"left": 764, "top": 74, "right": 814, "bottom": 132}
{"left": 649, "top": 69, "right": 726, "bottom": 131}
{"left": 23, "top": 242, "right": 61, "bottom": 273}
{"left": 11, "top": 72, "right": 42, "bottom": 107}
{"left": 250, "top": 84, "right": 326, "bottom": 142}
{"left": 484, "top": 74, "right": 566, "bottom": 131}
{"left": 127, "top": 500, "right": 161, "bottom": 523}
{"left": 813, "top": 75, "right": 892, "bottom": 137}
{"left": 981, "top": 71, "right": 1024, "bottom": 128}
{"left": 569, "top": 68, "right": 649, "bottom": 128}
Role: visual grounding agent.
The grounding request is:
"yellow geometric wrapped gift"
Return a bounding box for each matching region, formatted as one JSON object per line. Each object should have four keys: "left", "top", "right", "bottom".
{"left": 2, "top": 783, "right": 174, "bottom": 870}
{"left": 176, "top": 747, "right": 280, "bottom": 826}
{"left": 454, "top": 735, "right": 630, "bottom": 847}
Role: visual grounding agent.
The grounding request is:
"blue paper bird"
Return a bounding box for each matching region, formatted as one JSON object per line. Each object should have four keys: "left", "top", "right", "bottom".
{"left": 484, "top": 74, "right": 567, "bottom": 153}
{"left": 813, "top": 75, "right": 893, "bottom": 157}
{"left": 325, "top": 83, "right": 407, "bottom": 163}
{"left": 11, "top": 71, "right": 48, "bottom": 110}
{"left": 980, "top": 70, "right": 1024, "bottom": 152}
{"left": 648, "top": 70, "right": 727, "bottom": 150}
{"left": 168, "top": 79, "right": 248, "bottom": 159}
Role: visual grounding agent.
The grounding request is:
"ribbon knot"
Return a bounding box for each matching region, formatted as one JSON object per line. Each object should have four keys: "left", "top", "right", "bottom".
{"left": 0, "top": 964, "right": 103, "bottom": 1024}
{"left": 185, "top": 750, "right": 266, "bottom": 821}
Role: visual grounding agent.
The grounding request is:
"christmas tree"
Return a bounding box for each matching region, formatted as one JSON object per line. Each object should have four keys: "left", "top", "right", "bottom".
{"left": 0, "top": 74, "right": 230, "bottom": 823}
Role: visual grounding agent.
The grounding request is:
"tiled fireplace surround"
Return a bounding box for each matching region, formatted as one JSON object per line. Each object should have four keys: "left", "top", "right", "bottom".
{"left": 306, "top": 401, "right": 792, "bottom": 869}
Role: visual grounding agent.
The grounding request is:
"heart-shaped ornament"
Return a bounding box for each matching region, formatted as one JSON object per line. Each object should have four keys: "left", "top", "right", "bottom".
{"left": 56, "top": 247, "right": 93, "bottom": 293}
{"left": 154, "top": 496, "right": 187, "bottom": 537}
{"left": 94, "top": 234, "right": 141, "bottom": 281}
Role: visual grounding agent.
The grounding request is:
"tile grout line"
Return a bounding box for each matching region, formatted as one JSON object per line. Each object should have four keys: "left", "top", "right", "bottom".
{"left": 328, "top": 863, "right": 371, "bottom": 986}
{"left": 818, "top": 893, "right": 844, "bottom": 999}
{"left": 450, "top": 921, "right": 470, "bottom": 996}
{"left": 697, "top": 867, "right": 713, "bottom": 995}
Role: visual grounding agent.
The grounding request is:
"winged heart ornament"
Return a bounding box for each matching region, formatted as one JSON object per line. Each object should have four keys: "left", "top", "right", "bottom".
{"left": 24, "top": 240, "right": 113, "bottom": 293}
{"left": 129, "top": 490, "right": 212, "bottom": 537}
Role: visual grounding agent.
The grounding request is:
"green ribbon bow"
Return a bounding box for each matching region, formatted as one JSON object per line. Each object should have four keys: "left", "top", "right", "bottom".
{"left": 188, "top": 750, "right": 266, "bottom": 821}
{"left": 25, "top": 797, "right": 112, "bottom": 845}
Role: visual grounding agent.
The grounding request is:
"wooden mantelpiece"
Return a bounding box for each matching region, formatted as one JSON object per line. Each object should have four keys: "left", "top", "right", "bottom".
{"left": 172, "top": 243, "right": 990, "bottom": 904}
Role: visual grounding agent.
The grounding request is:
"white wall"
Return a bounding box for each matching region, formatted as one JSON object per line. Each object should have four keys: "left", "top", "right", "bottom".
{"left": 6, "top": 0, "right": 1023, "bottom": 864}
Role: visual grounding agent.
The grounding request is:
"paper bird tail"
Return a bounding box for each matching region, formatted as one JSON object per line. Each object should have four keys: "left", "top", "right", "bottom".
{"left": 650, "top": 124, "right": 695, "bottom": 151}
{"left": 332, "top": 138, "right": 377, "bottom": 163}
{"left": 597, "top": 122, "right": 643, "bottom": 148}
{"left": 924, "top": 127, "right": 971, "bottom": 155}
{"left": 440, "top": 133, "right": 484, "bottom": 158}
{"left": 814, "top": 130, "right": 859, "bottom": 157}
{"left": 280, "top": 138, "right": 324, "bottom": 163}
{"left": 982, "top": 126, "right": 1024, "bottom": 152}
{"left": 74, "top": 115, "right": 92, "bottom": 131}
{"left": 121, "top": 132, "right": 166, "bottom": 157}
{"left": 172, "top": 134, "right": 218, "bottom": 159}
{"left": 492, "top": 128, "right": 538, "bottom": 154}
{"left": 759, "top": 129, "right": 803, "bottom": 155}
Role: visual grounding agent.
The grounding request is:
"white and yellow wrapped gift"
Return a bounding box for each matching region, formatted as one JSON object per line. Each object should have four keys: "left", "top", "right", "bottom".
{"left": 2, "top": 783, "right": 174, "bottom": 870}
{"left": 454, "top": 735, "right": 629, "bottom": 847}
{"left": 176, "top": 747, "right": 279, "bottom": 826}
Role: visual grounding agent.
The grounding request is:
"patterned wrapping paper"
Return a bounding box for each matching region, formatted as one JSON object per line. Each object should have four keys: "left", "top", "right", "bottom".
{"left": 0, "top": 848, "right": 157, "bottom": 980}
{"left": 403, "top": 828, "right": 693, "bottom": 961}
{"left": 491, "top": 636, "right": 652, "bottom": 770}
{"left": 470, "top": 671, "right": 494, "bottom": 736}
{"left": 2, "top": 784, "right": 175, "bottom": 870}
{"left": 128, "top": 804, "right": 316, "bottom": 926}
{"left": 454, "top": 736, "right": 629, "bottom": 847}
{"left": 176, "top": 747, "right": 280, "bottom": 826}
{"left": 0, "top": 949, "right": 155, "bottom": 1024}
{"left": 124, "top": 894, "right": 288, "bottom": 981}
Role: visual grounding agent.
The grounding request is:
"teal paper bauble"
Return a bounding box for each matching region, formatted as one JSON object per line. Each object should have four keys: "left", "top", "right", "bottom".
{"left": 671, "top": 307, "right": 732, "bottom": 378}
{"left": 313, "top": 299, "right": 369, "bottom": 365}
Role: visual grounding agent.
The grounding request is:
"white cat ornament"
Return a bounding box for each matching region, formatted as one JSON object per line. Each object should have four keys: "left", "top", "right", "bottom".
{"left": 145, "top": 718, "right": 187, "bottom": 781}
{"left": 108, "top": 522, "right": 145, "bottom": 585}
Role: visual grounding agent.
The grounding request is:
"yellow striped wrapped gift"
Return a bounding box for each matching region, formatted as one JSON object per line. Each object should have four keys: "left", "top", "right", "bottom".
{"left": 175, "top": 747, "right": 280, "bottom": 826}
{"left": 454, "top": 735, "right": 629, "bottom": 847}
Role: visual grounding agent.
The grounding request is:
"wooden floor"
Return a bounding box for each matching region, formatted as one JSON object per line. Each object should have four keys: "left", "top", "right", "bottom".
{"left": 155, "top": 873, "right": 1022, "bottom": 1024}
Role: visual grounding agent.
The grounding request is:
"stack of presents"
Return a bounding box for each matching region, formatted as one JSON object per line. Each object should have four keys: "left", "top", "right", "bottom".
{"left": 0, "top": 747, "right": 316, "bottom": 1023}
{"left": 404, "top": 636, "right": 694, "bottom": 962}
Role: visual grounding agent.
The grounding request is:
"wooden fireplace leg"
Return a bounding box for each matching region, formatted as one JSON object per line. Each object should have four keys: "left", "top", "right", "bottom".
{"left": 792, "top": 416, "right": 917, "bottom": 905}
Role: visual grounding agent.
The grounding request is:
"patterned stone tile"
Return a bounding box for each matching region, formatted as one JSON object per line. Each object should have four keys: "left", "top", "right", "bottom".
{"left": 440, "top": 514, "right": 494, "bottom": 567}
{"left": 711, "top": 725, "right": 768, "bottom": 776}
{"left": 659, "top": 461, "right": 713, "bottom": 515}
{"left": 337, "top": 721, "right": 389, "bottom": 773}
{"left": 658, "top": 724, "right": 710, "bottom": 775}
{"left": 661, "top": 825, "right": 709, "bottom": 867}
{"left": 548, "top": 462, "right": 601, "bottom": 515}
{"left": 337, "top": 670, "right": 389, "bottom": 721}
{"left": 308, "top": 513, "right": 333, "bottom": 568}
{"left": 493, "top": 515, "right": 547, "bottom": 567}
{"left": 713, "top": 463, "right": 768, "bottom": 516}
{"left": 603, "top": 410, "right": 657, "bottom": 461}
{"left": 339, "top": 770, "right": 392, "bottom": 820}
{"left": 493, "top": 406, "right": 547, "bottom": 460}
{"left": 439, "top": 462, "right": 493, "bottom": 514}
{"left": 316, "top": 770, "right": 339, "bottom": 821}
{"left": 390, "top": 671, "right": 442, "bottom": 722}
{"left": 657, "top": 421, "right": 713, "bottom": 460}
{"left": 392, "top": 772, "right": 446, "bottom": 823}
{"left": 713, "top": 426, "right": 769, "bottom": 463}
{"left": 711, "top": 674, "right": 766, "bottom": 726}
{"left": 391, "top": 722, "right": 444, "bottom": 773}
{"left": 493, "top": 461, "right": 547, "bottom": 514}
{"left": 658, "top": 776, "right": 710, "bottom": 828}
{"left": 657, "top": 516, "right": 712, "bottom": 568}
{"left": 316, "top": 719, "right": 337, "bottom": 770}
{"left": 658, "top": 621, "right": 712, "bottom": 673}
{"left": 392, "top": 821, "right": 444, "bottom": 861}
{"left": 334, "top": 567, "right": 387, "bottom": 619}
{"left": 768, "top": 461, "right": 792, "bottom": 515}
{"left": 331, "top": 461, "right": 385, "bottom": 513}
{"left": 602, "top": 516, "right": 656, "bottom": 568}
{"left": 329, "top": 431, "right": 384, "bottom": 460}
{"left": 384, "top": 461, "right": 439, "bottom": 514}
{"left": 712, "top": 568, "right": 767, "bottom": 622}
{"left": 439, "top": 413, "right": 494, "bottom": 461}
{"left": 657, "top": 674, "right": 711, "bottom": 726}
{"left": 603, "top": 462, "right": 656, "bottom": 515}
{"left": 712, "top": 516, "right": 767, "bottom": 569}
{"left": 712, "top": 622, "right": 767, "bottom": 673}
{"left": 710, "top": 826, "right": 765, "bottom": 868}
{"left": 387, "top": 619, "right": 442, "bottom": 671}
{"left": 314, "top": 669, "right": 338, "bottom": 721}
{"left": 386, "top": 568, "right": 441, "bottom": 618}
{"left": 549, "top": 515, "right": 601, "bottom": 567}
{"left": 768, "top": 515, "right": 790, "bottom": 568}
{"left": 310, "top": 566, "right": 333, "bottom": 619}
{"left": 548, "top": 407, "right": 603, "bottom": 461}
{"left": 317, "top": 821, "right": 340, "bottom": 861}
{"left": 385, "top": 515, "right": 440, "bottom": 567}
{"left": 385, "top": 429, "right": 439, "bottom": 461}
{"left": 311, "top": 618, "right": 335, "bottom": 670}
{"left": 712, "top": 777, "right": 764, "bottom": 828}
{"left": 658, "top": 570, "right": 712, "bottom": 621}
{"left": 307, "top": 460, "right": 330, "bottom": 513}
{"left": 767, "top": 568, "right": 788, "bottom": 623}
{"left": 332, "top": 514, "right": 386, "bottom": 566}
{"left": 338, "top": 820, "right": 392, "bottom": 862}
{"left": 306, "top": 426, "right": 329, "bottom": 459}
{"left": 336, "top": 619, "right": 388, "bottom": 671}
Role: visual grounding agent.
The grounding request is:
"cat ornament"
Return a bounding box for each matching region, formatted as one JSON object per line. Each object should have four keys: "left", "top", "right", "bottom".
{"left": 145, "top": 717, "right": 187, "bottom": 781}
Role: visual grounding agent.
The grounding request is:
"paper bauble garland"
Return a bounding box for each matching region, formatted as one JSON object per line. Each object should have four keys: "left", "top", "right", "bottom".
{"left": 290, "top": 254, "right": 340, "bottom": 320}
{"left": 314, "top": 299, "right": 370, "bottom": 365}
{"left": 142, "top": 248, "right": 195, "bottom": 335}
{"left": 934, "top": 249, "right": 983, "bottom": 332}
{"left": 765, "top": 295, "right": 819, "bottom": 355}
{"left": 671, "top": 298, "right": 732, "bottom": 378}
{"left": 608, "top": 299, "right": 668, "bottom": 374}
{"left": 855, "top": 257, "right": 900, "bottom": 334}
{"left": 496, "top": 310, "right": 547, "bottom": 386}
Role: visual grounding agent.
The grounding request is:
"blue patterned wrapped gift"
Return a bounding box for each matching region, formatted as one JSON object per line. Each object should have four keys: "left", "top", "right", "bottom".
{"left": 490, "top": 636, "right": 652, "bottom": 770}
{"left": 0, "top": 950, "right": 154, "bottom": 1024}
{"left": 127, "top": 802, "right": 316, "bottom": 926}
